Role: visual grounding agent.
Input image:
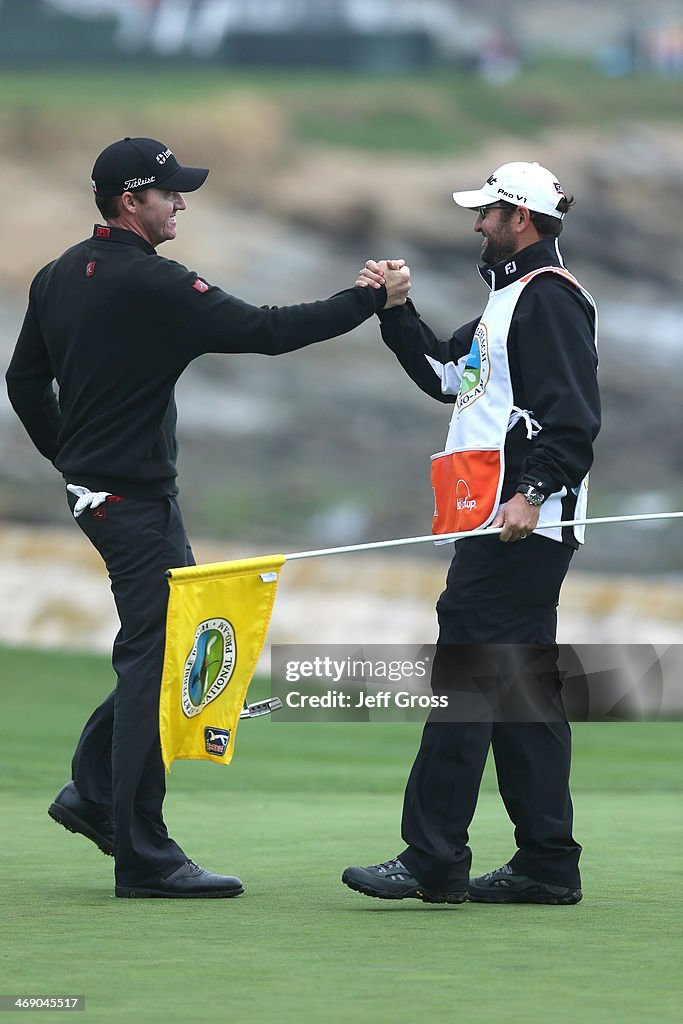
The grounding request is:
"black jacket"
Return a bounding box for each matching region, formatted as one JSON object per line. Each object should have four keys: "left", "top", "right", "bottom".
{"left": 6, "top": 225, "right": 386, "bottom": 498}
{"left": 378, "top": 239, "right": 601, "bottom": 545}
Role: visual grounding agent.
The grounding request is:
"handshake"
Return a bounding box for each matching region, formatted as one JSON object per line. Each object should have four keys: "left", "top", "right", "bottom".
{"left": 355, "top": 259, "right": 411, "bottom": 310}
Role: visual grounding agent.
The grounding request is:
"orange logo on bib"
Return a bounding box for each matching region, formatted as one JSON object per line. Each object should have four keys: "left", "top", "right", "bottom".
{"left": 431, "top": 449, "right": 501, "bottom": 535}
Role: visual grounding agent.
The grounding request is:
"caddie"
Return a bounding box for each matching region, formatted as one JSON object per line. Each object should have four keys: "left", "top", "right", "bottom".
{"left": 344, "top": 161, "right": 601, "bottom": 906}
{"left": 5, "top": 136, "right": 410, "bottom": 899}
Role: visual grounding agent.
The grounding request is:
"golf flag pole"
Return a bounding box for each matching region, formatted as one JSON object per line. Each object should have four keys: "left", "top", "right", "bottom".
{"left": 283, "top": 511, "right": 683, "bottom": 561}
{"left": 159, "top": 511, "right": 682, "bottom": 770}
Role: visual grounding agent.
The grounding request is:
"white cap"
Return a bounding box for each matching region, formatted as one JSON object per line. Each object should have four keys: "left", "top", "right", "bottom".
{"left": 453, "top": 161, "right": 567, "bottom": 219}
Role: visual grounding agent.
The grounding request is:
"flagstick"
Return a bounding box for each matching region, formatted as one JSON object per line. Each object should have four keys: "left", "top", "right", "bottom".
{"left": 283, "top": 511, "right": 683, "bottom": 562}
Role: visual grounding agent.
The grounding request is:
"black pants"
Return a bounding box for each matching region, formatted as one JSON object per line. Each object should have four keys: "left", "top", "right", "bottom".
{"left": 399, "top": 533, "right": 582, "bottom": 891}
{"left": 67, "top": 493, "right": 193, "bottom": 887}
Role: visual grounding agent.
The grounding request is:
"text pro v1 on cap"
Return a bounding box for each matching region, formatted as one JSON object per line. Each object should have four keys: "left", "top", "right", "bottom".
{"left": 91, "top": 137, "right": 209, "bottom": 197}
{"left": 453, "top": 161, "right": 566, "bottom": 219}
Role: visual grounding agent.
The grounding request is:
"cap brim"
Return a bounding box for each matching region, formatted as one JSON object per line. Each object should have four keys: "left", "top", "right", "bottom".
{"left": 452, "top": 188, "right": 496, "bottom": 209}
{"left": 158, "top": 166, "right": 209, "bottom": 193}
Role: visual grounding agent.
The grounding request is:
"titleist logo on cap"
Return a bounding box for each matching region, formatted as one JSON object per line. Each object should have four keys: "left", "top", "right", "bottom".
{"left": 91, "top": 137, "right": 209, "bottom": 197}
{"left": 124, "top": 176, "right": 156, "bottom": 190}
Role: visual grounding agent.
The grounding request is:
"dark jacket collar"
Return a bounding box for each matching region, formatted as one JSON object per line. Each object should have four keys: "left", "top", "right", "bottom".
{"left": 477, "top": 238, "right": 564, "bottom": 291}
{"left": 91, "top": 224, "right": 156, "bottom": 255}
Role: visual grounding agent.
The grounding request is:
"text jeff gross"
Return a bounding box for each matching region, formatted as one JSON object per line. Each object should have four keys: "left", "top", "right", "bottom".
{"left": 284, "top": 690, "right": 447, "bottom": 709}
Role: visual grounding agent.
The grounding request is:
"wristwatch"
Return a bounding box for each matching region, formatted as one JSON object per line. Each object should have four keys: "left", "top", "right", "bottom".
{"left": 516, "top": 483, "right": 547, "bottom": 507}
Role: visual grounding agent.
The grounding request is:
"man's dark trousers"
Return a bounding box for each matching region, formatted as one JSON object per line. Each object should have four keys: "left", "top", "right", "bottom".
{"left": 67, "top": 493, "right": 193, "bottom": 887}
{"left": 399, "top": 533, "right": 582, "bottom": 893}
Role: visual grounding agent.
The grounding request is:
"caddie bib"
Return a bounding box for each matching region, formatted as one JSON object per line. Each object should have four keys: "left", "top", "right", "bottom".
{"left": 431, "top": 266, "right": 596, "bottom": 544}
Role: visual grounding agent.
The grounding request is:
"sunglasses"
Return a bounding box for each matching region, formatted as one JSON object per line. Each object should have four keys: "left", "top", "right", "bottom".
{"left": 476, "top": 203, "right": 509, "bottom": 218}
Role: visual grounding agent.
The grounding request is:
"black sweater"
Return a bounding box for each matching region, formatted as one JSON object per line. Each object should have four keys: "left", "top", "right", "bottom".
{"left": 378, "top": 239, "right": 601, "bottom": 542}
{"left": 6, "top": 225, "right": 386, "bottom": 498}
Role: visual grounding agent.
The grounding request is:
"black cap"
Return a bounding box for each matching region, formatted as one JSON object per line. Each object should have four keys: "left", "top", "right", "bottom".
{"left": 91, "top": 137, "right": 209, "bottom": 197}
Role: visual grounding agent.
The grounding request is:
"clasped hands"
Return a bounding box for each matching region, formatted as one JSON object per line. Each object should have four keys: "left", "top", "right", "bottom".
{"left": 356, "top": 259, "right": 410, "bottom": 309}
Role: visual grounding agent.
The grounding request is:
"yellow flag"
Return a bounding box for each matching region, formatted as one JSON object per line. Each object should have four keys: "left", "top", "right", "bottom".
{"left": 159, "top": 554, "right": 285, "bottom": 771}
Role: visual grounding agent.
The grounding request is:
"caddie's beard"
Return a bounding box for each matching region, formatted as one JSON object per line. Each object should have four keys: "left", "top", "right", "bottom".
{"left": 480, "top": 220, "right": 517, "bottom": 266}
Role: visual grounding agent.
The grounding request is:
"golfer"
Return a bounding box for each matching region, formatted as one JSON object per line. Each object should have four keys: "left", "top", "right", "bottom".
{"left": 343, "top": 162, "right": 600, "bottom": 905}
{"left": 6, "top": 136, "right": 410, "bottom": 899}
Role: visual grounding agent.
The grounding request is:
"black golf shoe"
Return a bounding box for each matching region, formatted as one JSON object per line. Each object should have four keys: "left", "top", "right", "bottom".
{"left": 115, "top": 860, "right": 244, "bottom": 899}
{"left": 48, "top": 781, "right": 114, "bottom": 857}
{"left": 342, "top": 858, "right": 467, "bottom": 904}
{"left": 468, "top": 863, "right": 582, "bottom": 905}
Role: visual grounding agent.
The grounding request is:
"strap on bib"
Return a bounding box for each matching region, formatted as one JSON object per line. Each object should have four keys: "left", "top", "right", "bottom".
{"left": 507, "top": 406, "right": 542, "bottom": 440}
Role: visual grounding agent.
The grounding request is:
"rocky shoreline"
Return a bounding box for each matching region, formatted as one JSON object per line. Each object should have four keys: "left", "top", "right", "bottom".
{"left": 1, "top": 122, "right": 681, "bottom": 571}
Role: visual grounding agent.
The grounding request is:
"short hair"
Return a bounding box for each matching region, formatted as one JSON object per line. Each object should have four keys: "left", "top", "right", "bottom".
{"left": 94, "top": 188, "right": 148, "bottom": 222}
{"left": 94, "top": 193, "right": 121, "bottom": 220}
{"left": 499, "top": 194, "right": 575, "bottom": 238}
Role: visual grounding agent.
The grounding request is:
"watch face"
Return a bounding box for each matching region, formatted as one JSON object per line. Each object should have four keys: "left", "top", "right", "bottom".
{"left": 516, "top": 484, "right": 546, "bottom": 506}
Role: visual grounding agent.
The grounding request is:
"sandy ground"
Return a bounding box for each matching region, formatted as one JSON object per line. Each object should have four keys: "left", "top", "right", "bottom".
{"left": 3, "top": 522, "right": 683, "bottom": 656}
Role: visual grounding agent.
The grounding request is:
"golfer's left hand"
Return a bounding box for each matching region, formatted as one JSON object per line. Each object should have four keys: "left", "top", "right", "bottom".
{"left": 491, "top": 493, "right": 540, "bottom": 543}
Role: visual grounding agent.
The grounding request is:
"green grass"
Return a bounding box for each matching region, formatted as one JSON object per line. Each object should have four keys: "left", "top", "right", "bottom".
{"left": 0, "top": 58, "right": 681, "bottom": 154}
{"left": 1, "top": 644, "right": 682, "bottom": 1023}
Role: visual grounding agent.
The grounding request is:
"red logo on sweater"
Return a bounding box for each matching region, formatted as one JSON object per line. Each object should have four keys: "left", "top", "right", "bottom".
{"left": 193, "top": 279, "right": 209, "bottom": 293}
{"left": 96, "top": 226, "right": 110, "bottom": 238}
{"left": 86, "top": 261, "right": 96, "bottom": 277}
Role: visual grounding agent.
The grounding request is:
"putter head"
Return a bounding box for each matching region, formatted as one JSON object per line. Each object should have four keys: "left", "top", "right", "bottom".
{"left": 239, "top": 697, "right": 283, "bottom": 719}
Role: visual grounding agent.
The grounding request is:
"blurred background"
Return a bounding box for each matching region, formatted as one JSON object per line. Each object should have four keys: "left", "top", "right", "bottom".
{"left": 1, "top": 0, "right": 682, "bottom": 657}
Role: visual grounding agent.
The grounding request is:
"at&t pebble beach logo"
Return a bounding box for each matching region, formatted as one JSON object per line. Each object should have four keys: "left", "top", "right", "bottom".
{"left": 457, "top": 322, "right": 490, "bottom": 411}
{"left": 181, "top": 618, "right": 236, "bottom": 718}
